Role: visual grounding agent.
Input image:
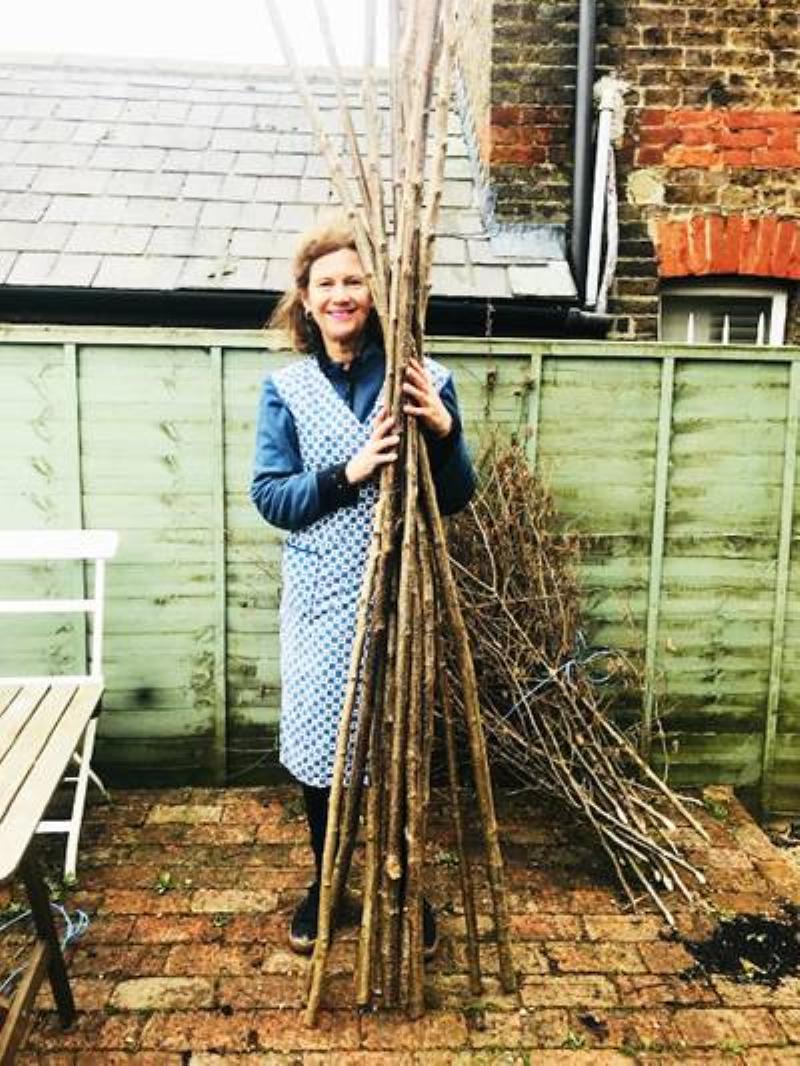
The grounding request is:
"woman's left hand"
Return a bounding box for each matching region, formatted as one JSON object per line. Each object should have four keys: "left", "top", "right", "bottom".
{"left": 402, "top": 358, "right": 453, "bottom": 439}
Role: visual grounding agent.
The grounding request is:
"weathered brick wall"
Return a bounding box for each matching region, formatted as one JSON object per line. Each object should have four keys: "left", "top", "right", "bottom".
{"left": 458, "top": 0, "right": 799, "bottom": 342}
{"left": 457, "top": 0, "right": 492, "bottom": 162}
{"left": 601, "top": 0, "right": 800, "bottom": 341}
{"left": 459, "top": 0, "right": 577, "bottom": 223}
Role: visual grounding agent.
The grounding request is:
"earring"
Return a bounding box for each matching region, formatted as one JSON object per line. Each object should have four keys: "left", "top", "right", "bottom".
{"left": 304, "top": 309, "right": 313, "bottom": 323}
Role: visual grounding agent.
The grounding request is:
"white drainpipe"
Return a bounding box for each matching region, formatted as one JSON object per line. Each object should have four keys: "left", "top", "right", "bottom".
{"left": 585, "top": 76, "right": 628, "bottom": 311}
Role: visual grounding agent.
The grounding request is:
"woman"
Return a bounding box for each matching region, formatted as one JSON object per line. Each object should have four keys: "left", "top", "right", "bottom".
{"left": 251, "top": 218, "right": 476, "bottom": 955}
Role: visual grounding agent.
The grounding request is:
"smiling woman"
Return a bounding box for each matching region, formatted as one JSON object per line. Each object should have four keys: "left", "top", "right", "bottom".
{"left": 249, "top": 216, "right": 475, "bottom": 956}
{"left": 304, "top": 247, "right": 373, "bottom": 361}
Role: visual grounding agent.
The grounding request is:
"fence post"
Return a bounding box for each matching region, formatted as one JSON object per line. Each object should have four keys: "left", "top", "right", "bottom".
{"left": 210, "top": 345, "right": 228, "bottom": 785}
{"left": 642, "top": 355, "right": 675, "bottom": 759}
{"left": 761, "top": 359, "right": 800, "bottom": 814}
{"left": 524, "top": 350, "right": 543, "bottom": 471}
{"left": 63, "top": 342, "right": 87, "bottom": 674}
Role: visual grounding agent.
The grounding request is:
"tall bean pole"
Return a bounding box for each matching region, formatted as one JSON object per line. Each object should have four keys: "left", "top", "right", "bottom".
{"left": 264, "top": 0, "right": 516, "bottom": 1022}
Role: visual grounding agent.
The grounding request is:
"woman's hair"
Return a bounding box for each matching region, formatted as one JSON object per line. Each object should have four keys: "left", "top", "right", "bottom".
{"left": 267, "top": 216, "right": 380, "bottom": 353}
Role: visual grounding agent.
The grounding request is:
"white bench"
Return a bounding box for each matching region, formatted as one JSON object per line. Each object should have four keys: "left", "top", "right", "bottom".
{"left": 0, "top": 529, "right": 119, "bottom": 880}
{"left": 0, "top": 530, "right": 118, "bottom": 1064}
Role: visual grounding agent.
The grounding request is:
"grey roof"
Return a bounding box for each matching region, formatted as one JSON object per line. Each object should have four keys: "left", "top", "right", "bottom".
{"left": 0, "top": 54, "right": 576, "bottom": 301}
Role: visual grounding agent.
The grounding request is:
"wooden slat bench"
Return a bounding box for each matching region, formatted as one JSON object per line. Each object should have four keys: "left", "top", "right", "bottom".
{"left": 0, "top": 531, "right": 118, "bottom": 1065}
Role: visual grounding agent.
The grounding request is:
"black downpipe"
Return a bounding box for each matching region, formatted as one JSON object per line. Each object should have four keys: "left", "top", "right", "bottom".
{"left": 571, "top": 0, "right": 597, "bottom": 305}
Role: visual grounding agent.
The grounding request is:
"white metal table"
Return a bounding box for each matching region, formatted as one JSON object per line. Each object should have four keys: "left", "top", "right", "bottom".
{"left": 0, "top": 681, "right": 103, "bottom": 1064}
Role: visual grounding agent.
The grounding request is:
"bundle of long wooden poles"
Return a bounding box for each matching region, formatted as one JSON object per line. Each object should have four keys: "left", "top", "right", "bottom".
{"left": 447, "top": 446, "right": 710, "bottom": 925}
{"left": 265, "top": 0, "right": 516, "bottom": 1023}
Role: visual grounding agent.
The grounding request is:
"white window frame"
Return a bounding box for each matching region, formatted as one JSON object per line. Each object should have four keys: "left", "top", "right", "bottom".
{"left": 659, "top": 279, "right": 788, "bottom": 346}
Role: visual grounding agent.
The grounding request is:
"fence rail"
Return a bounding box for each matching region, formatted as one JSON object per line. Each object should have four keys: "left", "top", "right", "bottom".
{"left": 1, "top": 325, "right": 798, "bottom": 813}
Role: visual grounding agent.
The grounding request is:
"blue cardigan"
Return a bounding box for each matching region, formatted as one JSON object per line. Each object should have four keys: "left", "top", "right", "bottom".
{"left": 250, "top": 342, "right": 476, "bottom": 531}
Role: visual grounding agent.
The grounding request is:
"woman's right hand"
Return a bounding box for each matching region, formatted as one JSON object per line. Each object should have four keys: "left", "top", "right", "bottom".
{"left": 345, "top": 408, "right": 400, "bottom": 485}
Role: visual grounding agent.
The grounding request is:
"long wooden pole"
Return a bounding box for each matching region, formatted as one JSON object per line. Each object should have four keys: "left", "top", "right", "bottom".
{"left": 419, "top": 449, "right": 517, "bottom": 993}
{"left": 267, "top": 0, "right": 515, "bottom": 1020}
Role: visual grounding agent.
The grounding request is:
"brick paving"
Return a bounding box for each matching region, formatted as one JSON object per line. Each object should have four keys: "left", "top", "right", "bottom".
{"left": 2, "top": 784, "right": 800, "bottom": 1063}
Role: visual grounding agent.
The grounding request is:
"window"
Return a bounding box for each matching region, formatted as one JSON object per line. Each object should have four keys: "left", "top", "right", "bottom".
{"left": 660, "top": 281, "right": 788, "bottom": 346}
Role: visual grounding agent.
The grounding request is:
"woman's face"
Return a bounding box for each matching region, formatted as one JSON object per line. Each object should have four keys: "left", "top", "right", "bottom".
{"left": 303, "top": 246, "right": 372, "bottom": 358}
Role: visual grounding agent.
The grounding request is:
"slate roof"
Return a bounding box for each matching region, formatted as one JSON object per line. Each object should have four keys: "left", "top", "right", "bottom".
{"left": 0, "top": 54, "right": 576, "bottom": 301}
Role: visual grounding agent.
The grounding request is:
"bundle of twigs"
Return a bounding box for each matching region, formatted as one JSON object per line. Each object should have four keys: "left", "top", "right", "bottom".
{"left": 265, "top": 0, "right": 515, "bottom": 1022}
{"left": 447, "top": 445, "right": 709, "bottom": 925}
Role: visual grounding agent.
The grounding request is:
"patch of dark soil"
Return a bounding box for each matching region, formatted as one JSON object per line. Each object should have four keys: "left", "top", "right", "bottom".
{"left": 678, "top": 905, "right": 800, "bottom": 987}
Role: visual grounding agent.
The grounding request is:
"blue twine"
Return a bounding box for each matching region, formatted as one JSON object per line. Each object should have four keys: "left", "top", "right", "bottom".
{"left": 0, "top": 902, "right": 90, "bottom": 998}
{"left": 499, "top": 629, "right": 618, "bottom": 723}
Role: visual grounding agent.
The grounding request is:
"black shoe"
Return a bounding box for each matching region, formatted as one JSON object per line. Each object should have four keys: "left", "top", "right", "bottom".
{"left": 423, "top": 898, "right": 439, "bottom": 960}
{"left": 289, "top": 881, "right": 320, "bottom": 955}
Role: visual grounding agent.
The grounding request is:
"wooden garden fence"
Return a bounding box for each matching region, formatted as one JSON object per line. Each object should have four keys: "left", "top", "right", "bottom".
{"left": 1, "top": 324, "right": 798, "bottom": 814}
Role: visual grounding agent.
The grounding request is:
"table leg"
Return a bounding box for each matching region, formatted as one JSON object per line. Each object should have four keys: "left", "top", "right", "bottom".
{"left": 19, "top": 850, "right": 75, "bottom": 1029}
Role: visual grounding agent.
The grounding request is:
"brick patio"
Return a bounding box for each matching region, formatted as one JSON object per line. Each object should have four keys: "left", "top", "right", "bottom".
{"left": 2, "top": 784, "right": 800, "bottom": 1064}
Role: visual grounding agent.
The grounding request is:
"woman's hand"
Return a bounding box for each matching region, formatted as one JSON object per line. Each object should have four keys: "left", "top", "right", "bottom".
{"left": 345, "top": 408, "right": 401, "bottom": 485}
{"left": 402, "top": 358, "right": 452, "bottom": 438}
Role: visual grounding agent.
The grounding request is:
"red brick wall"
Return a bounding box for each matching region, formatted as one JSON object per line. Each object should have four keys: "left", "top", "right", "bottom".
{"left": 654, "top": 216, "right": 800, "bottom": 280}
{"left": 599, "top": 0, "right": 799, "bottom": 341}
{"left": 460, "top": 0, "right": 800, "bottom": 342}
{"left": 467, "top": 0, "right": 578, "bottom": 223}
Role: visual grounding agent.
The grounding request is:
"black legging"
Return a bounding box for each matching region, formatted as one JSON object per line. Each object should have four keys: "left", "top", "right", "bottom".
{"left": 302, "top": 783, "right": 330, "bottom": 881}
{"left": 301, "top": 783, "right": 410, "bottom": 889}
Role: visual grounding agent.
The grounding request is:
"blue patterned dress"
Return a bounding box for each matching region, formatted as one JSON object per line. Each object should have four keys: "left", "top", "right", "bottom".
{"left": 251, "top": 344, "right": 474, "bottom": 787}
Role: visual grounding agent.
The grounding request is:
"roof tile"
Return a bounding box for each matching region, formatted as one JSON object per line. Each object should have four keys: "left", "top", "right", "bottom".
{"left": 120, "top": 199, "right": 201, "bottom": 228}
{"left": 0, "top": 191, "right": 50, "bottom": 221}
{"left": 186, "top": 104, "right": 221, "bottom": 126}
{"left": 0, "top": 164, "right": 36, "bottom": 192}
{"left": 178, "top": 256, "right": 267, "bottom": 290}
{"left": 93, "top": 254, "right": 183, "bottom": 290}
{"left": 199, "top": 201, "right": 244, "bottom": 228}
{"left": 254, "top": 176, "right": 301, "bottom": 204}
{"left": 183, "top": 174, "right": 257, "bottom": 202}
{"left": 229, "top": 230, "right": 275, "bottom": 258}
{"left": 0, "top": 220, "right": 72, "bottom": 252}
{"left": 432, "top": 238, "right": 468, "bottom": 266}
{"left": 472, "top": 265, "right": 511, "bottom": 298}
{"left": 106, "top": 171, "right": 185, "bottom": 198}
{"left": 237, "top": 203, "right": 279, "bottom": 230}
{"left": 211, "top": 129, "right": 278, "bottom": 153}
{"left": 163, "top": 149, "right": 235, "bottom": 174}
{"left": 54, "top": 98, "right": 125, "bottom": 122}
{"left": 5, "top": 118, "right": 79, "bottom": 141}
{"left": 44, "top": 195, "right": 127, "bottom": 224}
{"left": 297, "top": 178, "right": 334, "bottom": 205}
{"left": 509, "top": 262, "right": 576, "bottom": 298}
{"left": 0, "top": 95, "right": 53, "bottom": 119}
{"left": 441, "top": 180, "right": 475, "bottom": 209}
{"left": 40, "top": 253, "right": 102, "bottom": 286}
{"left": 0, "top": 142, "right": 21, "bottom": 164}
{"left": 7, "top": 251, "right": 56, "bottom": 284}
{"left": 107, "top": 123, "right": 211, "bottom": 151}
{"left": 32, "top": 168, "right": 110, "bottom": 196}
{"left": 148, "top": 227, "right": 230, "bottom": 257}
{"left": 430, "top": 263, "right": 475, "bottom": 297}
{"left": 17, "top": 143, "right": 93, "bottom": 167}
{"left": 72, "top": 122, "right": 117, "bottom": 145}
{"left": 0, "top": 250, "right": 16, "bottom": 283}
{"left": 90, "top": 145, "right": 167, "bottom": 171}
{"left": 67, "top": 224, "right": 151, "bottom": 255}
{"left": 217, "top": 105, "right": 257, "bottom": 128}
{"left": 274, "top": 203, "right": 317, "bottom": 230}
{"left": 235, "top": 153, "right": 306, "bottom": 178}
{"left": 264, "top": 258, "right": 291, "bottom": 290}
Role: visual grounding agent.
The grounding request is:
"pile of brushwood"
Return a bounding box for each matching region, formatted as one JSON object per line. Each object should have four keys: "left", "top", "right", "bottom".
{"left": 447, "top": 444, "right": 710, "bottom": 924}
